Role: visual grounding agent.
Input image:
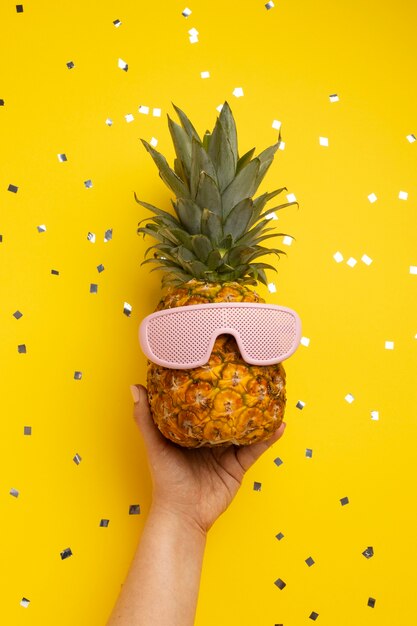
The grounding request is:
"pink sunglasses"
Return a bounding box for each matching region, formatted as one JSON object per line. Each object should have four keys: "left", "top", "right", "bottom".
{"left": 139, "top": 302, "right": 301, "bottom": 370}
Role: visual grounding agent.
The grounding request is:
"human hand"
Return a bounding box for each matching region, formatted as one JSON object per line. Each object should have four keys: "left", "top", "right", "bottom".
{"left": 131, "top": 384, "right": 286, "bottom": 535}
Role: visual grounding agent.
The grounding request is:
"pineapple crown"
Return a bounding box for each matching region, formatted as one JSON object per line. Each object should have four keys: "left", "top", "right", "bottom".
{"left": 135, "top": 101, "right": 297, "bottom": 288}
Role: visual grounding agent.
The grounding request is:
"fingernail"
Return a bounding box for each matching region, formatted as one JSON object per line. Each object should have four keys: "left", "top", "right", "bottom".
{"left": 130, "top": 385, "right": 141, "bottom": 404}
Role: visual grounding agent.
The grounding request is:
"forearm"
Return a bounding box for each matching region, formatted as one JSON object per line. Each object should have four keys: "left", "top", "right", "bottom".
{"left": 107, "top": 503, "right": 207, "bottom": 626}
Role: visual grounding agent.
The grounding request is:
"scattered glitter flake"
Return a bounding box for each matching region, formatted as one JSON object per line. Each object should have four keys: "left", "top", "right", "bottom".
{"left": 90, "top": 283, "right": 98, "bottom": 293}
{"left": 24, "top": 426, "right": 32, "bottom": 435}
{"left": 129, "top": 504, "right": 141, "bottom": 515}
{"left": 296, "top": 400, "right": 305, "bottom": 410}
{"left": 66, "top": 61, "right": 75, "bottom": 69}
{"left": 409, "top": 265, "right": 417, "bottom": 275}
{"left": 104, "top": 228, "right": 113, "bottom": 242}
{"left": 368, "top": 192, "right": 377, "bottom": 203}
{"left": 105, "top": 118, "right": 113, "bottom": 126}
{"left": 74, "top": 371, "right": 82, "bottom": 380}
{"left": 340, "top": 496, "right": 349, "bottom": 506}
{"left": 20, "top": 598, "right": 30, "bottom": 608}
{"left": 113, "top": 19, "right": 122, "bottom": 27}
{"left": 274, "top": 578, "right": 286, "bottom": 590}
{"left": 347, "top": 257, "right": 357, "bottom": 268}
{"left": 125, "top": 113, "right": 134, "bottom": 123}
{"left": 276, "top": 532, "right": 284, "bottom": 540}
{"left": 87, "top": 232, "right": 96, "bottom": 243}
{"left": 368, "top": 597, "right": 376, "bottom": 608}
{"left": 51, "top": 269, "right": 59, "bottom": 275}
{"left": 18, "top": 344, "right": 26, "bottom": 354}
{"left": 406, "top": 134, "right": 416, "bottom": 143}
{"left": 265, "top": 211, "right": 278, "bottom": 220}
{"left": 58, "top": 153, "right": 67, "bottom": 162}
{"left": 274, "top": 457, "right": 283, "bottom": 467}
{"left": 182, "top": 7, "right": 192, "bottom": 17}
{"left": 60, "top": 548, "right": 73, "bottom": 560}
{"left": 305, "top": 448, "right": 313, "bottom": 458}
{"left": 8, "top": 184, "right": 18, "bottom": 193}
{"left": 84, "top": 179, "right": 93, "bottom": 189}
{"left": 97, "top": 264, "right": 105, "bottom": 273}
{"left": 361, "top": 254, "right": 373, "bottom": 265}
{"left": 265, "top": 1, "right": 275, "bottom": 9}
{"left": 362, "top": 546, "right": 374, "bottom": 559}
{"left": 399, "top": 190, "right": 408, "bottom": 200}
{"left": 150, "top": 137, "right": 158, "bottom": 147}
{"left": 283, "top": 236, "right": 293, "bottom": 246}
{"left": 37, "top": 224, "right": 47, "bottom": 233}
{"left": 139, "top": 105, "right": 150, "bottom": 114}
{"left": 319, "top": 136, "right": 329, "bottom": 146}
{"left": 232, "top": 87, "right": 244, "bottom": 98}
{"left": 123, "top": 302, "right": 132, "bottom": 317}
{"left": 385, "top": 340, "right": 394, "bottom": 350}
{"left": 188, "top": 27, "right": 199, "bottom": 43}
{"left": 13, "top": 310, "right": 23, "bottom": 319}
{"left": 345, "top": 393, "right": 355, "bottom": 403}
{"left": 305, "top": 556, "right": 315, "bottom": 567}
{"left": 100, "top": 519, "right": 110, "bottom": 527}
{"left": 153, "top": 108, "right": 162, "bottom": 117}
{"left": 201, "top": 71, "right": 210, "bottom": 79}
{"left": 73, "top": 453, "right": 82, "bottom": 465}
{"left": 253, "top": 481, "right": 262, "bottom": 491}
{"left": 0, "top": 234, "right": 3, "bottom": 242}
{"left": 10, "top": 488, "right": 19, "bottom": 498}
{"left": 309, "top": 612, "right": 319, "bottom": 621}
{"left": 333, "top": 251, "right": 344, "bottom": 263}
{"left": 278, "top": 141, "right": 285, "bottom": 151}
{"left": 300, "top": 336, "right": 310, "bottom": 347}
{"left": 0, "top": 99, "right": 4, "bottom": 106}
{"left": 118, "top": 58, "right": 128, "bottom": 71}
{"left": 272, "top": 119, "right": 281, "bottom": 130}
{"left": 16, "top": 5, "right": 24, "bottom": 12}
{"left": 371, "top": 410, "right": 379, "bottom": 421}
{"left": 329, "top": 93, "right": 339, "bottom": 102}
{"left": 268, "top": 282, "right": 277, "bottom": 293}
{"left": 286, "top": 192, "right": 297, "bottom": 203}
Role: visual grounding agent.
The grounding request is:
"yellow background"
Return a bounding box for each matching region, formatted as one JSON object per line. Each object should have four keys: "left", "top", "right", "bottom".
{"left": 1, "top": 0, "right": 416, "bottom": 624}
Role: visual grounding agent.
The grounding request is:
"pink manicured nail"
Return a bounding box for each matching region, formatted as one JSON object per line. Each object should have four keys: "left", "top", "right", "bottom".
{"left": 130, "top": 385, "right": 141, "bottom": 404}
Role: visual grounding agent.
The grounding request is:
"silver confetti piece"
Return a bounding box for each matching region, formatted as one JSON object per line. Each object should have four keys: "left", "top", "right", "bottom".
{"left": 275, "top": 532, "right": 284, "bottom": 541}
{"left": 10, "top": 488, "right": 19, "bottom": 497}
{"left": 66, "top": 61, "right": 75, "bottom": 69}
{"left": 274, "top": 457, "right": 283, "bottom": 467}
{"left": 87, "top": 232, "right": 96, "bottom": 243}
{"left": 182, "top": 7, "right": 192, "bottom": 17}
{"left": 113, "top": 19, "right": 122, "bottom": 27}
{"left": 296, "top": 400, "right": 305, "bottom": 410}
{"left": 51, "top": 269, "right": 59, "bottom": 275}
{"left": 20, "top": 598, "right": 30, "bottom": 608}
{"left": 97, "top": 264, "right": 105, "bottom": 273}
{"left": 123, "top": 302, "right": 132, "bottom": 316}
{"left": 340, "top": 496, "right": 349, "bottom": 506}
{"left": 253, "top": 481, "right": 262, "bottom": 491}
{"left": 274, "top": 578, "right": 286, "bottom": 590}
{"left": 24, "top": 426, "right": 32, "bottom": 435}
{"left": 13, "top": 310, "right": 23, "bottom": 319}
{"left": 8, "top": 184, "right": 18, "bottom": 193}
{"left": 18, "top": 344, "right": 26, "bottom": 353}
{"left": 84, "top": 180, "right": 93, "bottom": 189}
{"left": 37, "top": 225, "right": 47, "bottom": 233}
{"left": 309, "top": 612, "right": 319, "bottom": 621}
{"left": 73, "top": 453, "right": 82, "bottom": 465}
{"left": 367, "top": 597, "right": 376, "bottom": 608}
{"left": 305, "top": 448, "right": 313, "bottom": 458}
{"left": 305, "top": 556, "right": 315, "bottom": 567}
{"left": 60, "top": 548, "right": 72, "bottom": 560}
{"left": 118, "top": 58, "right": 128, "bottom": 71}
{"left": 74, "top": 371, "right": 82, "bottom": 380}
{"left": 90, "top": 283, "right": 98, "bottom": 293}
{"left": 362, "top": 546, "right": 374, "bottom": 559}
{"left": 129, "top": 504, "right": 141, "bottom": 515}
{"left": 106, "top": 118, "right": 113, "bottom": 126}
{"left": 104, "top": 228, "right": 113, "bottom": 242}
{"left": 265, "top": 1, "right": 275, "bottom": 8}
{"left": 100, "top": 519, "right": 110, "bottom": 527}
{"left": 58, "top": 154, "right": 67, "bottom": 162}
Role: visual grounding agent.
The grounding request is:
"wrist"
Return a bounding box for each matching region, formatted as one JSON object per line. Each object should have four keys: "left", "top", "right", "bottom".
{"left": 149, "top": 500, "right": 208, "bottom": 540}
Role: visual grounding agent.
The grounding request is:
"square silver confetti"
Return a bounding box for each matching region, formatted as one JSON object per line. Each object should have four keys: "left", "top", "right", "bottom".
{"left": 362, "top": 546, "right": 374, "bottom": 559}
{"left": 340, "top": 496, "right": 349, "bottom": 506}
{"left": 37, "top": 225, "right": 47, "bottom": 233}
{"left": 265, "top": 1, "right": 275, "bottom": 8}
{"left": 58, "top": 154, "right": 67, "bottom": 162}
{"left": 97, "top": 264, "right": 105, "bottom": 273}
{"left": 129, "top": 504, "right": 141, "bottom": 515}
{"left": 104, "top": 228, "right": 113, "bottom": 242}
{"left": 253, "top": 481, "right": 262, "bottom": 491}
{"left": 73, "top": 453, "right": 82, "bottom": 465}
{"left": 20, "top": 598, "right": 30, "bottom": 608}
{"left": 274, "top": 457, "right": 283, "bottom": 467}
{"left": 125, "top": 113, "right": 134, "bottom": 123}
{"left": 329, "top": 94, "right": 340, "bottom": 102}
{"left": 51, "top": 269, "right": 59, "bottom": 275}
{"left": 74, "top": 371, "right": 82, "bottom": 380}
{"left": 406, "top": 134, "right": 416, "bottom": 143}
{"left": 24, "top": 426, "right": 32, "bottom": 435}
{"left": 10, "top": 488, "right": 19, "bottom": 498}
{"left": 90, "top": 283, "right": 98, "bottom": 293}
{"left": 274, "top": 578, "right": 286, "bottom": 590}
{"left": 275, "top": 532, "right": 284, "bottom": 541}
{"left": 305, "top": 556, "right": 315, "bottom": 567}
{"left": 368, "top": 597, "right": 376, "bottom": 608}
{"left": 66, "top": 61, "right": 75, "bottom": 69}
{"left": 309, "top": 612, "right": 319, "bottom": 621}
{"left": 18, "top": 344, "right": 26, "bottom": 353}
{"left": 113, "top": 19, "right": 122, "bottom": 27}
{"left": 123, "top": 302, "right": 132, "bottom": 316}
{"left": 84, "top": 180, "right": 93, "bottom": 189}
{"left": 305, "top": 448, "right": 313, "bottom": 458}
{"left": 100, "top": 519, "right": 110, "bottom": 527}
{"left": 13, "top": 310, "right": 23, "bottom": 319}
{"left": 345, "top": 393, "right": 355, "bottom": 403}
{"left": 118, "top": 58, "right": 128, "bottom": 71}
{"left": 87, "top": 232, "right": 96, "bottom": 243}
{"left": 8, "top": 184, "right": 18, "bottom": 193}
{"left": 16, "top": 4, "right": 24, "bottom": 12}
{"left": 60, "top": 548, "right": 73, "bottom": 560}
{"left": 105, "top": 118, "right": 113, "bottom": 126}
{"left": 182, "top": 7, "right": 192, "bottom": 17}
{"left": 296, "top": 400, "right": 305, "bottom": 410}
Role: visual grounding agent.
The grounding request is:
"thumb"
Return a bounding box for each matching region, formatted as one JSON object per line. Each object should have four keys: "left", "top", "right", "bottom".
{"left": 130, "top": 384, "right": 166, "bottom": 451}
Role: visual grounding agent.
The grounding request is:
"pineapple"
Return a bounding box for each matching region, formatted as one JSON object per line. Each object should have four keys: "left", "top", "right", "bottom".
{"left": 136, "top": 102, "right": 297, "bottom": 447}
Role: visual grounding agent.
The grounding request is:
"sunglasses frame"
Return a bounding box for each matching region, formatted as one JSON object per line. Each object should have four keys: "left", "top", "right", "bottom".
{"left": 139, "top": 302, "right": 302, "bottom": 370}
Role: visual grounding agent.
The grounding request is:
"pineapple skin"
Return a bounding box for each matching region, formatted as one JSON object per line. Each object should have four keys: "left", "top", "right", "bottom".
{"left": 147, "top": 279, "right": 286, "bottom": 447}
